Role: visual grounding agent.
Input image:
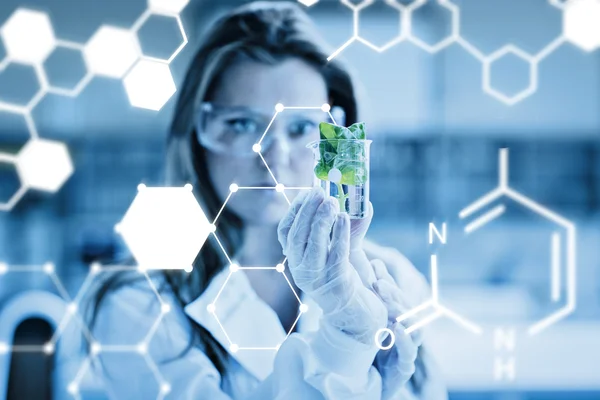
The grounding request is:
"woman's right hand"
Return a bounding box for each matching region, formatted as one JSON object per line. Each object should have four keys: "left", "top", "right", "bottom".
{"left": 278, "top": 187, "right": 387, "bottom": 345}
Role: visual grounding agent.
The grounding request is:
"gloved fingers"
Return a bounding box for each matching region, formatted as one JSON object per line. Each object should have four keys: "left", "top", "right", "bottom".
{"left": 373, "top": 279, "right": 424, "bottom": 347}
{"left": 286, "top": 187, "right": 325, "bottom": 266}
{"left": 376, "top": 322, "right": 418, "bottom": 385}
{"left": 277, "top": 189, "right": 311, "bottom": 254}
{"left": 372, "top": 259, "right": 395, "bottom": 286}
{"left": 302, "top": 197, "right": 339, "bottom": 269}
{"left": 326, "top": 212, "right": 351, "bottom": 276}
{"left": 349, "top": 201, "right": 373, "bottom": 246}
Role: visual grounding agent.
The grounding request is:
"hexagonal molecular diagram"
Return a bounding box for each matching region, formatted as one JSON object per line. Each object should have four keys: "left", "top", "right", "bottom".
{"left": 44, "top": 46, "right": 89, "bottom": 93}
{"left": 252, "top": 103, "right": 337, "bottom": 190}
{"left": 16, "top": 138, "right": 74, "bottom": 193}
{"left": 456, "top": 148, "right": 576, "bottom": 336}
{"left": 0, "top": 9, "right": 56, "bottom": 64}
{"left": 408, "top": 0, "right": 459, "bottom": 53}
{"left": 207, "top": 261, "right": 306, "bottom": 351}
{"left": 123, "top": 60, "right": 176, "bottom": 111}
{"left": 135, "top": 14, "right": 187, "bottom": 62}
{"left": 115, "top": 184, "right": 212, "bottom": 271}
{"left": 483, "top": 45, "right": 537, "bottom": 106}
{"left": 148, "top": 0, "right": 190, "bottom": 14}
{"left": 84, "top": 26, "right": 140, "bottom": 78}
{"left": 563, "top": 0, "right": 600, "bottom": 52}
{"left": 67, "top": 262, "right": 171, "bottom": 399}
{"left": 0, "top": 63, "right": 41, "bottom": 107}
{"left": 354, "top": 0, "right": 405, "bottom": 52}
{"left": 388, "top": 148, "right": 577, "bottom": 353}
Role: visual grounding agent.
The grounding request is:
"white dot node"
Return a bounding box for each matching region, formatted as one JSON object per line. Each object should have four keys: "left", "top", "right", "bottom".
{"left": 67, "top": 383, "right": 78, "bottom": 395}
{"left": 328, "top": 168, "right": 342, "bottom": 183}
{"left": 0, "top": 342, "right": 7, "bottom": 354}
{"left": 184, "top": 183, "right": 193, "bottom": 191}
{"left": 161, "top": 303, "right": 171, "bottom": 314}
{"left": 229, "top": 263, "right": 239, "bottom": 272}
{"left": 252, "top": 143, "right": 262, "bottom": 153}
{"left": 230, "top": 344, "right": 239, "bottom": 353}
{"left": 321, "top": 103, "right": 331, "bottom": 112}
{"left": 114, "top": 223, "right": 122, "bottom": 234}
{"left": 161, "top": 383, "right": 171, "bottom": 394}
{"left": 91, "top": 343, "right": 102, "bottom": 355}
{"left": 42, "top": 263, "right": 54, "bottom": 274}
{"left": 137, "top": 343, "right": 147, "bottom": 354}
{"left": 90, "top": 262, "right": 102, "bottom": 275}
{"left": 137, "top": 183, "right": 147, "bottom": 191}
{"left": 229, "top": 183, "right": 239, "bottom": 193}
{"left": 67, "top": 303, "right": 78, "bottom": 314}
{"left": 184, "top": 265, "right": 193, "bottom": 273}
{"left": 275, "top": 184, "right": 285, "bottom": 193}
{"left": 299, "top": 304, "right": 308, "bottom": 313}
{"left": 275, "top": 103, "right": 285, "bottom": 112}
{"left": 275, "top": 343, "right": 281, "bottom": 350}
{"left": 374, "top": 328, "right": 395, "bottom": 351}
{"left": 43, "top": 343, "right": 54, "bottom": 354}
{"left": 275, "top": 263, "right": 285, "bottom": 273}
{"left": 137, "top": 265, "right": 147, "bottom": 273}
{"left": 0, "top": 263, "right": 7, "bottom": 274}
{"left": 207, "top": 303, "right": 216, "bottom": 313}
{"left": 209, "top": 224, "right": 216, "bottom": 233}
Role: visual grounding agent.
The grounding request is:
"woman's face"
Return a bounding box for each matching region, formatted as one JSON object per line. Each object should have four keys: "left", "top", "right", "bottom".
{"left": 202, "top": 58, "right": 329, "bottom": 225}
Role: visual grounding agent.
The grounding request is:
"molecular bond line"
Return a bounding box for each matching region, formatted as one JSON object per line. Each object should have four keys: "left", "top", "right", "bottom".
{"left": 0, "top": 0, "right": 190, "bottom": 212}
{"left": 299, "top": 0, "right": 600, "bottom": 106}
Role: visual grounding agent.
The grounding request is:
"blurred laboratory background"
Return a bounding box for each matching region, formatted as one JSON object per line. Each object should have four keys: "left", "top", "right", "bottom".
{"left": 0, "top": 0, "right": 599, "bottom": 399}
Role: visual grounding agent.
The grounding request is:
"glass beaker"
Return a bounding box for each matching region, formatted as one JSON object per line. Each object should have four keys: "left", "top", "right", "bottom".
{"left": 307, "top": 139, "right": 371, "bottom": 219}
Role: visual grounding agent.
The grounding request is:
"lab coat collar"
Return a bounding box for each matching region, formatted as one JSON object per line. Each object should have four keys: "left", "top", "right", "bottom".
{"left": 184, "top": 267, "right": 288, "bottom": 381}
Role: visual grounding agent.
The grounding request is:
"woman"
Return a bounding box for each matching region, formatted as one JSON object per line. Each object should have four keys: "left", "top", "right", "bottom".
{"left": 86, "top": 2, "right": 447, "bottom": 399}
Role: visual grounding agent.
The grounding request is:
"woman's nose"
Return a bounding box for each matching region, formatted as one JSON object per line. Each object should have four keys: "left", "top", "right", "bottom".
{"left": 261, "top": 133, "right": 291, "bottom": 169}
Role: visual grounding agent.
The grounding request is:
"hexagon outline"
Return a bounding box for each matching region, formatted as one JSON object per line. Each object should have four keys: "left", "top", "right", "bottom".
{"left": 252, "top": 103, "right": 338, "bottom": 192}
{"left": 407, "top": 0, "right": 460, "bottom": 53}
{"left": 483, "top": 44, "right": 538, "bottom": 106}
{"left": 0, "top": 61, "right": 44, "bottom": 109}
{"left": 353, "top": 0, "right": 406, "bottom": 52}
{"left": 207, "top": 259, "right": 306, "bottom": 351}
{"left": 133, "top": 11, "right": 189, "bottom": 64}
{"left": 43, "top": 44, "right": 92, "bottom": 97}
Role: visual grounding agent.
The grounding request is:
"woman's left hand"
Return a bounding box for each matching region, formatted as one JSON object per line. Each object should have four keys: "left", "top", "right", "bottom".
{"left": 371, "top": 258, "right": 424, "bottom": 398}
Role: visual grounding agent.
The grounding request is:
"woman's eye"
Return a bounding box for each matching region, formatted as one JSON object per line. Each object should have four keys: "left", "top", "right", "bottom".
{"left": 225, "top": 118, "right": 259, "bottom": 135}
{"left": 288, "top": 120, "right": 318, "bottom": 138}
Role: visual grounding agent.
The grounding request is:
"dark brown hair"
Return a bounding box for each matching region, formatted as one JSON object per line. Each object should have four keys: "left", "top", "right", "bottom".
{"left": 88, "top": 1, "right": 358, "bottom": 376}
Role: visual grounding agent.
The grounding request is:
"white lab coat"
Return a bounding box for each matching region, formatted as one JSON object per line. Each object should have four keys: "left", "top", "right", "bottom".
{"left": 91, "top": 240, "right": 448, "bottom": 399}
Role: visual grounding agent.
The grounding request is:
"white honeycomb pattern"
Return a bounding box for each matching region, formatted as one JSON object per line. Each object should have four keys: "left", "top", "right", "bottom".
{"left": 0, "top": 1, "right": 190, "bottom": 212}
{"left": 301, "top": 0, "right": 600, "bottom": 106}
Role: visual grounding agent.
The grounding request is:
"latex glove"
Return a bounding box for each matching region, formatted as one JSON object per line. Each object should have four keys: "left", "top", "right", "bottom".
{"left": 371, "top": 259, "right": 423, "bottom": 399}
{"left": 278, "top": 187, "right": 387, "bottom": 345}
{"left": 349, "top": 201, "right": 377, "bottom": 287}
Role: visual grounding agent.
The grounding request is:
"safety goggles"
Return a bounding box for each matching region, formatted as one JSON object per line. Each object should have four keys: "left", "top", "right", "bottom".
{"left": 195, "top": 102, "right": 343, "bottom": 158}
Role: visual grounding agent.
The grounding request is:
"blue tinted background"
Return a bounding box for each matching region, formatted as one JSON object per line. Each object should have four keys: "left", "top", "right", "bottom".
{"left": 0, "top": 0, "right": 599, "bottom": 399}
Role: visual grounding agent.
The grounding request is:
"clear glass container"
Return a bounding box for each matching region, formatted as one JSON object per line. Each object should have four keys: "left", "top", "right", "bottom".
{"left": 307, "top": 139, "right": 371, "bottom": 219}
